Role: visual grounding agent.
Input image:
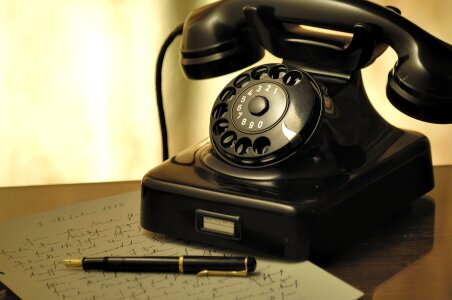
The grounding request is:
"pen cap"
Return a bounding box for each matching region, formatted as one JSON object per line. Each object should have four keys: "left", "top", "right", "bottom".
{"left": 183, "top": 256, "right": 256, "bottom": 273}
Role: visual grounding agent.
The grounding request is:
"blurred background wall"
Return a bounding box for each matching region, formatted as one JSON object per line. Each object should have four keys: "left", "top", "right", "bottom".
{"left": 0, "top": 0, "right": 451, "bottom": 187}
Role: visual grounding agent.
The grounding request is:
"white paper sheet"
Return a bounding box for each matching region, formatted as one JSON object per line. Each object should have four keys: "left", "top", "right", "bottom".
{"left": 0, "top": 191, "right": 363, "bottom": 299}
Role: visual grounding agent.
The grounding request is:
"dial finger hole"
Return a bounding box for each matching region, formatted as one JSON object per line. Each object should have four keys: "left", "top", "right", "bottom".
{"left": 269, "top": 64, "right": 288, "bottom": 79}
{"left": 219, "top": 87, "right": 236, "bottom": 102}
{"left": 253, "top": 137, "right": 271, "bottom": 154}
{"left": 212, "top": 103, "right": 228, "bottom": 119}
{"left": 251, "top": 65, "right": 269, "bottom": 80}
{"left": 234, "top": 74, "right": 250, "bottom": 88}
{"left": 235, "top": 138, "right": 252, "bottom": 155}
{"left": 221, "top": 131, "right": 237, "bottom": 148}
{"left": 212, "top": 119, "right": 228, "bottom": 135}
{"left": 283, "top": 71, "right": 303, "bottom": 85}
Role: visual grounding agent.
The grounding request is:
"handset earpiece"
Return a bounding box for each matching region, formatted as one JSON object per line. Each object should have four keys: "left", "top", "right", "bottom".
{"left": 180, "top": 2, "right": 264, "bottom": 79}
{"left": 386, "top": 40, "right": 452, "bottom": 123}
{"left": 180, "top": 0, "right": 452, "bottom": 123}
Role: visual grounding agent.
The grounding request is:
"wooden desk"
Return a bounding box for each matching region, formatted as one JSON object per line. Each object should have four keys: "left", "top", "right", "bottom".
{"left": 326, "top": 165, "right": 452, "bottom": 299}
{"left": 1, "top": 166, "right": 451, "bottom": 299}
{"left": 0, "top": 181, "right": 140, "bottom": 221}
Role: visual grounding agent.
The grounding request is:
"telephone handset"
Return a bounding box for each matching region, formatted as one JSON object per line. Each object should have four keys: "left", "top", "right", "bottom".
{"left": 181, "top": 0, "right": 452, "bottom": 123}
{"left": 141, "top": 0, "right": 451, "bottom": 260}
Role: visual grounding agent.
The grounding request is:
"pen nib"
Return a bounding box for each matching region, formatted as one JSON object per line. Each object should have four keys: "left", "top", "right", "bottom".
{"left": 63, "top": 259, "right": 83, "bottom": 267}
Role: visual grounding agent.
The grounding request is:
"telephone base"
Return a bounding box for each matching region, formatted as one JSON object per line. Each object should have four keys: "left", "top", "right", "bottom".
{"left": 141, "top": 132, "right": 434, "bottom": 261}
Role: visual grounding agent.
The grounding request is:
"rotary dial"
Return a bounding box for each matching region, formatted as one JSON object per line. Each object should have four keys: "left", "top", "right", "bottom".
{"left": 209, "top": 64, "right": 323, "bottom": 166}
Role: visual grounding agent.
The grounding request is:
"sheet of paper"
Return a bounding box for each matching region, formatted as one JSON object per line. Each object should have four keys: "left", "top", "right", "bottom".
{"left": 0, "top": 191, "right": 363, "bottom": 299}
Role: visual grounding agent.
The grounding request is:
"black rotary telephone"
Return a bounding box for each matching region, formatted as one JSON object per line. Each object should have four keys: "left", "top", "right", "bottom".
{"left": 141, "top": 0, "right": 452, "bottom": 260}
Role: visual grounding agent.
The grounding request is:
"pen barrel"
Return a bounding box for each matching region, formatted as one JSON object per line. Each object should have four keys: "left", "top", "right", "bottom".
{"left": 83, "top": 257, "right": 179, "bottom": 272}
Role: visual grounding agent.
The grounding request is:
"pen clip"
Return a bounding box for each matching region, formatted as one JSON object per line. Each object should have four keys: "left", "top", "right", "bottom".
{"left": 196, "top": 257, "right": 249, "bottom": 277}
{"left": 197, "top": 269, "right": 248, "bottom": 276}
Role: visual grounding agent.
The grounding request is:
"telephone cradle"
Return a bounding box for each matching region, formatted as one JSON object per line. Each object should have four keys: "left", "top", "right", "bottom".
{"left": 141, "top": 0, "right": 451, "bottom": 261}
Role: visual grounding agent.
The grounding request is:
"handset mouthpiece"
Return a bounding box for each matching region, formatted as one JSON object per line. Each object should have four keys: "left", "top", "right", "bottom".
{"left": 386, "top": 40, "right": 452, "bottom": 123}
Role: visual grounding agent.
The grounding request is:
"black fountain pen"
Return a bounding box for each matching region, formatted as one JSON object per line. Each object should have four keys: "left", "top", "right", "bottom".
{"left": 64, "top": 256, "right": 256, "bottom": 276}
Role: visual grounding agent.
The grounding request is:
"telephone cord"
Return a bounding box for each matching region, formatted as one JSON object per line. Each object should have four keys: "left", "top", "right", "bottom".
{"left": 155, "top": 23, "right": 183, "bottom": 161}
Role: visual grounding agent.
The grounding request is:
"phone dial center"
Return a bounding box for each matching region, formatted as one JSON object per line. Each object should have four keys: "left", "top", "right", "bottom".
{"left": 248, "top": 96, "right": 269, "bottom": 116}
{"left": 232, "top": 82, "right": 288, "bottom": 133}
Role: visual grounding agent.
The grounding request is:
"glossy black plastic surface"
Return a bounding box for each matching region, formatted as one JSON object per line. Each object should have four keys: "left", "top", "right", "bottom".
{"left": 141, "top": 70, "right": 434, "bottom": 259}
{"left": 181, "top": 0, "right": 452, "bottom": 123}
{"left": 210, "top": 63, "right": 323, "bottom": 166}
{"left": 180, "top": 2, "right": 264, "bottom": 79}
{"left": 83, "top": 257, "right": 180, "bottom": 272}
{"left": 82, "top": 256, "right": 255, "bottom": 273}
